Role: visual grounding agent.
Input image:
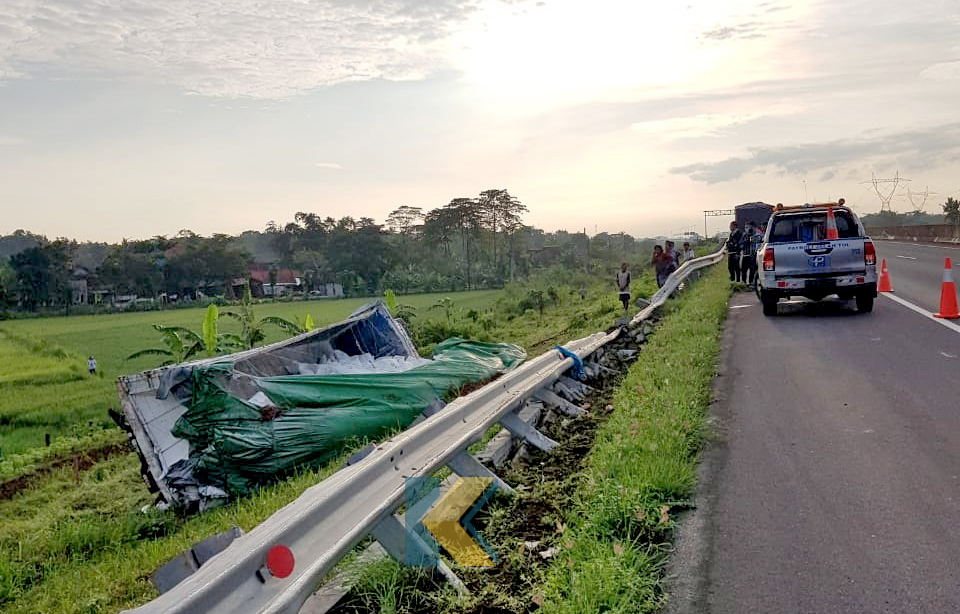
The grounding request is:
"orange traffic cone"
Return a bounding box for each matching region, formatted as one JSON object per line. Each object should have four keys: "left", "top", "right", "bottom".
{"left": 934, "top": 257, "right": 959, "bottom": 319}
{"left": 877, "top": 259, "right": 893, "bottom": 292}
{"left": 825, "top": 206, "right": 839, "bottom": 240}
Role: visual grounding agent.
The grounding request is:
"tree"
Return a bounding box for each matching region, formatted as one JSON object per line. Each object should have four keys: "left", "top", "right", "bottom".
{"left": 444, "top": 198, "right": 482, "bottom": 289}
{"left": 97, "top": 246, "right": 162, "bottom": 297}
{"left": 944, "top": 197, "right": 960, "bottom": 226}
{"left": 10, "top": 247, "right": 50, "bottom": 310}
{"left": 385, "top": 206, "right": 424, "bottom": 235}
{"left": 0, "top": 260, "right": 16, "bottom": 309}
{"left": 423, "top": 207, "right": 458, "bottom": 256}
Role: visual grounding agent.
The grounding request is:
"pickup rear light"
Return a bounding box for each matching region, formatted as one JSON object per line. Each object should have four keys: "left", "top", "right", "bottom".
{"left": 762, "top": 247, "right": 775, "bottom": 271}
{"left": 864, "top": 240, "right": 876, "bottom": 266}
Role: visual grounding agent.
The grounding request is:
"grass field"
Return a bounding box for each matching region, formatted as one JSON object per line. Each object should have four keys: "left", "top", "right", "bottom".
{"left": 0, "top": 290, "right": 503, "bottom": 455}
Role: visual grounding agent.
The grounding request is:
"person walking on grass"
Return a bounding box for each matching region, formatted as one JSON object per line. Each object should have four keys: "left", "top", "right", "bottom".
{"left": 726, "top": 221, "right": 743, "bottom": 282}
{"left": 615, "top": 262, "right": 631, "bottom": 311}
{"left": 87, "top": 356, "right": 97, "bottom": 375}
{"left": 682, "top": 242, "right": 696, "bottom": 263}
{"left": 652, "top": 245, "right": 673, "bottom": 288}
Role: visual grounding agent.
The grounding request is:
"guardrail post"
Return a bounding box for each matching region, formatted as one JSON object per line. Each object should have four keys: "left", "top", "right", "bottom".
{"left": 446, "top": 451, "right": 515, "bottom": 495}
{"left": 533, "top": 388, "right": 586, "bottom": 417}
{"left": 370, "top": 514, "right": 468, "bottom": 594}
{"left": 500, "top": 406, "right": 558, "bottom": 451}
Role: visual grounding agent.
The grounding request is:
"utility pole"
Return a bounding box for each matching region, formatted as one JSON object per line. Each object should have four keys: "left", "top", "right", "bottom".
{"left": 861, "top": 171, "right": 910, "bottom": 212}
{"left": 703, "top": 209, "right": 734, "bottom": 239}
{"left": 906, "top": 186, "right": 937, "bottom": 212}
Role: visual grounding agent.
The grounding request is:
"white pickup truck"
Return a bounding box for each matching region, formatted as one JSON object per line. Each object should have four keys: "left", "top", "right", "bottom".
{"left": 756, "top": 202, "right": 878, "bottom": 316}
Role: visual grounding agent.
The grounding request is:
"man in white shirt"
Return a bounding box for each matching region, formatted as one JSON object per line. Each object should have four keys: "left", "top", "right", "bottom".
{"left": 682, "top": 242, "right": 696, "bottom": 262}
{"left": 87, "top": 356, "right": 97, "bottom": 375}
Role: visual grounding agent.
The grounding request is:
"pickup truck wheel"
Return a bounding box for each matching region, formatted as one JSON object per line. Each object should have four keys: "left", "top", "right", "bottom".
{"left": 856, "top": 292, "right": 874, "bottom": 313}
{"left": 760, "top": 291, "right": 778, "bottom": 316}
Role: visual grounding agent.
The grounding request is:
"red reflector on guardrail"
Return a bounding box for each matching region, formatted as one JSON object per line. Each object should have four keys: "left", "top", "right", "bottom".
{"left": 266, "top": 545, "right": 295, "bottom": 579}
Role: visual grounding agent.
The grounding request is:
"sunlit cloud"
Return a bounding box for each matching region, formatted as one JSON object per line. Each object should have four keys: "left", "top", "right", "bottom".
{"left": 0, "top": 0, "right": 516, "bottom": 99}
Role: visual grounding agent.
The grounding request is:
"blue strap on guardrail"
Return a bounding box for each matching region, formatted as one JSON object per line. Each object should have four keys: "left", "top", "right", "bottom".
{"left": 554, "top": 345, "right": 586, "bottom": 380}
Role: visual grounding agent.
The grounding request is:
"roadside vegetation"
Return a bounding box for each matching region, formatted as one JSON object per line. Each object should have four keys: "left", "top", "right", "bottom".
{"left": 0, "top": 265, "right": 658, "bottom": 613}
{"left": 540, "top": 264, "right": 729, "bottom": 613}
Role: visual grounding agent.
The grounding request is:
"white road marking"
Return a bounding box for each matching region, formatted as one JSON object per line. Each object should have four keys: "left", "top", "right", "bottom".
{"left": 942, "top": 352, "right": 957, "bottom": 359}
{"left": 881, "top": 293, "right": 960, "bottom": 336}
{"left": 730, "top": 304, "right": 753, "bottom": 309}
{"left": 877, "top": 240, "right": 960, "bottom": 251}
{"left": 895, "top": 255, "right": 917, "bottom": 260}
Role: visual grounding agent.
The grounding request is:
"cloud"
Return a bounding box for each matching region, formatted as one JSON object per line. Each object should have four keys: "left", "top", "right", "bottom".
{"left": 0, "top": 0, "right": 516, "bottom": 98}
{"left": 314, "top": 162, "right": 343, "bottom": 169}
{"left": 670, "top": 124, "right": 960, "bottom": 183}
{"left": 701, "top": 21, "right": 766, "bottom": 41}
{"left": 630, "top": 113, "right": 764, "bottom": 139}
{"left": 920, "top": 60, "right": 960, "bottom": 81}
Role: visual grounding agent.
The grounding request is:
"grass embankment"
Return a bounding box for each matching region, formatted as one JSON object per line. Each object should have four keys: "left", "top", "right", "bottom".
{"left": 0, "top": 271, "right": 655, "bottom": 613}
{"left": 540, "top": 263, "right": 730, "bottom": 613}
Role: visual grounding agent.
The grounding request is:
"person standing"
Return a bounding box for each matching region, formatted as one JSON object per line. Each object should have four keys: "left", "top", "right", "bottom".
{"left": 652, "top": 245, "right": 672, "bottom": 288}
{"left": 740, "top": 225, "right": 761, "bottom": 286}
{"left": 682, "top": 242, "right": 696, "bottom": 262}
{"left": 615, "top": 263, "right": 631, "bottom": 310}
{"left": 726, "top": 221, "right": 743, "bottom": 282}
{"left": 87, "top": 356, "right": 97, "bottom": 375}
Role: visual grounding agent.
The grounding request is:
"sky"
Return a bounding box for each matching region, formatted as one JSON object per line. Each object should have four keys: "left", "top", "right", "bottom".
{"left": 0, "top": 0, "right": 958, "bottom": 243}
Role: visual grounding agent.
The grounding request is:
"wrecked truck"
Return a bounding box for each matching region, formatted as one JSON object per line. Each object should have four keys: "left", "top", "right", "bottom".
{"left": 117, "top": 302, "right": 525, "bottom": 514}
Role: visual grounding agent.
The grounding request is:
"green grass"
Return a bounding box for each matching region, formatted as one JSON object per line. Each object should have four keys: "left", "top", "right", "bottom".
{"left": 539, "top": 264, "right": 730, "bottom": 614}
{"left": 0, "top": 272, "right": 663, "bottom": 614}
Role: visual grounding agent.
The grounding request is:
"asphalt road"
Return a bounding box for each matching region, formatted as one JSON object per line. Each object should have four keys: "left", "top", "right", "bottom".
{"left": 670, "top": 289, "right": 960, "bottom": 614}
{"left": 875, "top": 240, "right": 959, "bottom": 314}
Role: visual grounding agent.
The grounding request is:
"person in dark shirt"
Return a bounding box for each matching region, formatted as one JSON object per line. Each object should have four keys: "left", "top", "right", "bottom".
{"left": 740, "top": 224, "right": 761, "bottom": 286}
{"left": 726, "top": 221, "right": 743, "bottom": 282}
{"left": 615, "top": 262, "right": 631, "bottom": 310}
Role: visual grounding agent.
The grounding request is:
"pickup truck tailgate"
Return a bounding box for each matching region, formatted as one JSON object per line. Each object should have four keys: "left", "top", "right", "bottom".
{"left": 774, "top": 238, "right": 866, "bottom": 276}
{"left": 768, "top": 210, "right": 866, "bottom": 277}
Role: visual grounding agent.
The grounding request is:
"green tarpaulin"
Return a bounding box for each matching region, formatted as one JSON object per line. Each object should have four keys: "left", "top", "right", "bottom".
{"left": 172, "top": 338, "right": 525, "bottom": 497}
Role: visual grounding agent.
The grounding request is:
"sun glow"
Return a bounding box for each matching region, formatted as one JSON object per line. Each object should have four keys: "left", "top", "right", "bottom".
{"left": 453, "top": 0, "right": 812, "bottom": 112}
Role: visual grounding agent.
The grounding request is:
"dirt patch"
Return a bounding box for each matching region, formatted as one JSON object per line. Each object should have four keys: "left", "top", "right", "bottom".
{"left": 0, "top": 441, "right": 131, "bottom": 500}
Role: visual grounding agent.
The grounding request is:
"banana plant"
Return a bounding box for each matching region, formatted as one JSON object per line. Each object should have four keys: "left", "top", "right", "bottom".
{"left": 127, "top": 305, "right": 243, "bottom": 365}
{"left": 222, "top": 287, "right": 314, "bottom": 348}
{"left": 384, "top": 288, "right": 417, "bottom": 321}
{"left": 126, "top": 325, "right": 204, "bottom": 365}
{"left": 430, "top": 297, "right": 456, "bottom": 324}
{"left": 261, "top": 313, "right": 315, "bottom": 336}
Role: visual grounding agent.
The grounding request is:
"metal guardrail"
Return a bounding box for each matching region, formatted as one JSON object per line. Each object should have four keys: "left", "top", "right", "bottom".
{"left": 124, "top": 245, "right": 725, "bottom": 614}
{"left": 633, "top": 246, "right": 726, "bottom": 324}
